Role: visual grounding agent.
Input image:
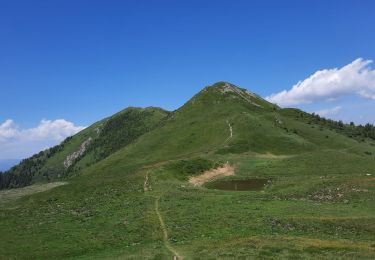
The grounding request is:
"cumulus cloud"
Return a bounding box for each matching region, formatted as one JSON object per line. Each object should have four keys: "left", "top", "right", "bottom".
{"left": 266, "top": 58, "right": 375, "bottom": 107}
{"left": 0, "top": 119, "right": 86, "bottom": 160}
{"left": 0, "top": 120, "right": 18, "bottom": 140}
{"left": 315, "top": 106, "right": 342, "bottom": 117}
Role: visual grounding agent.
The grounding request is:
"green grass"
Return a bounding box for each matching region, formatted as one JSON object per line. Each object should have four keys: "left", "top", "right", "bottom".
{"left": 0, "top": 82, "right": 374, "bottom": 259}
{"left": 166, "top": 157, "right": 223, "bottom": 181}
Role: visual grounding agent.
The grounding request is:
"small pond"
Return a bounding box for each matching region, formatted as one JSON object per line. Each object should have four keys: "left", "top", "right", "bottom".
{"left": 209, "top": 179, "right": 269, "bottom": 191}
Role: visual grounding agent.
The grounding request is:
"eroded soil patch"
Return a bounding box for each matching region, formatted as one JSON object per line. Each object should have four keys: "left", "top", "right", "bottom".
{"left": 188, "top": 163, "right": 235, "bottom": 186}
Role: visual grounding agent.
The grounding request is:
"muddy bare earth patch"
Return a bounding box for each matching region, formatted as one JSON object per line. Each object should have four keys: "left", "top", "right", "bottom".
{"left": 188, "top": 163, "right": 235, "bottom": 186}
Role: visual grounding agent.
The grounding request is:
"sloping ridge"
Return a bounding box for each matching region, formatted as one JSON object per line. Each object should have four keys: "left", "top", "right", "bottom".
{"left": 2, "top": 81, "right": 375, "bottom": 259}
{"left": 2, "top": 81, "right": 373, "bottom": 190}
{"left": 79, "top": 82, "right": 312, "bottom": 174}
{"left": 0, "top": 107, "right": 169, "bottom": 189}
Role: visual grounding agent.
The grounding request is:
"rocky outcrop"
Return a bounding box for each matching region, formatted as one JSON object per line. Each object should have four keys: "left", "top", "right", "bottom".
{"left": 217, "top": 83, "right": 262, "bottom": 107}
{"left": 63, "top": 137, "right": 92, "bottom": 168}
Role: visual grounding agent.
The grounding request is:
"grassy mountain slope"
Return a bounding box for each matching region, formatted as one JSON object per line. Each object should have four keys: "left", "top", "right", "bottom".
{"left": 0, "top": 82, "right": 374, "bottom": 259}
{"left": 0, "top": 107, "right": 169, "bottom": 189}
{"left": 85, "top": 82, "right": 372, "bottom": 170}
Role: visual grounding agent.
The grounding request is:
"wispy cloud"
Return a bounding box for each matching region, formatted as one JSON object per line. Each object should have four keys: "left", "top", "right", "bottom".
{"left": 0, "top": 119, "right": 85, "bottom": 160}
{"left": 315, "top": 106, "right": 342, "bottom": 117}
{"left": 266, "top": 58, "right": 375, "bottom": 107}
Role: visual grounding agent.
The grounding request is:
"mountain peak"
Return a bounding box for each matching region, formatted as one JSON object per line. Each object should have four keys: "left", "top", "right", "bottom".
{"left": 191, "top": 81, "right": 278, "bottom": 110}
{"left": 210, "top": 81, "right": 258, "bottom": 98}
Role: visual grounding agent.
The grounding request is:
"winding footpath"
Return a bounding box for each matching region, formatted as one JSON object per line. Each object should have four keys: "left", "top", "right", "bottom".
{"left": 155, "top": 197, "right": 182, "bottom": 259}
{"left": 143, "top": 171, "right": 150, "bottom": 192}
{"left": 226, "top": 120, "right": 233, "bottom": 141}
{"left": 144, "top": 171, "right": 182, "bottom": 259}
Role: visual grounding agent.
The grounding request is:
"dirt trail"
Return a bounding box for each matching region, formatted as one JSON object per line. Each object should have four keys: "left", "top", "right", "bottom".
{"left": 189, "top": 163, "right": 235, "bottom": 186}
{"left": 155, "top": 197, "right": 183, "bottom": 259}
{"left": 143, "top": 171, "right": 151, "bottom": 192}
{"left": 143, "top": 172, "right": 182, "bottom": 259}
{"left": 253, "top": 152, "right": 293, "bottom": 159}
{"left": 226, "top": 120, "right": 233, "bottom": 141}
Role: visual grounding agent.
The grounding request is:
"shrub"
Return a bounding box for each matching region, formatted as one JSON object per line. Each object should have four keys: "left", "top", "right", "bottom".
{"left": 167, "top": 157, "right": 221, "bottom": 180}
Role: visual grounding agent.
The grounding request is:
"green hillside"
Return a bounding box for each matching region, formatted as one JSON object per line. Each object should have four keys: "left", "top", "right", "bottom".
{"left": 0, "top": 82, "right": 375, "bottom": 259}
{"left": 0, "top": 107, "right": 169, "bottom": 189}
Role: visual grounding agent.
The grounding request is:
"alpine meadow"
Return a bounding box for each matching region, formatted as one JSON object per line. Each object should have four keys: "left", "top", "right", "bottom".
{"left": 1, "top": 82, "right": 374, "bottom": 259}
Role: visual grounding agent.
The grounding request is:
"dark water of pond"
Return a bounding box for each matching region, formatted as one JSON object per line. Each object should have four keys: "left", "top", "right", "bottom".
{"left": 209, "top": 179, "right": 269, "bottom": 191}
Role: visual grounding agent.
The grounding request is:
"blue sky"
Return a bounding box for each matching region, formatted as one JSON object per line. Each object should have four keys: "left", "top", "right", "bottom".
{"left": 1, "top": 0, "right": 375, "bottom": 161}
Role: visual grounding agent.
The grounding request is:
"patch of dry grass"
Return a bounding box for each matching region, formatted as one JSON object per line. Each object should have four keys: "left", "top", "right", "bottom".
{"left": 0, "top": 182, "right": 67, "bottom": 205}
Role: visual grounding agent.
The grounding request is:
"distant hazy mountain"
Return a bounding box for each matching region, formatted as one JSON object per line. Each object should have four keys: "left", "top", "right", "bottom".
{"left": 0, "top": 159, "right": 20, "bottom": 172}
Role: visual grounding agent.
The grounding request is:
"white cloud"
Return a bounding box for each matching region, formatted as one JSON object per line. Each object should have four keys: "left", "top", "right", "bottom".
{"left": 0, "top": 120, "right": 18, "bottom": 139}
{"left": 0, "top": 119, "right": 86, "bottom": 160}
{"left": 266, "top": 58, "right": 375, "bottom": 107}
{"left": 315, "top": 106, "right": 342, "bottom": 117}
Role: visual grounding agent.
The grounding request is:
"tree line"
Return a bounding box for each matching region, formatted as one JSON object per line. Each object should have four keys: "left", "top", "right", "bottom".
{"left": 0, "top": 137, "right": 71, "bottom": 189}
{"left": 309, "top": 113, "right": 375, "bottom": 141}
{"left": 0, "top": 108, "right": 167, "bottom": 190}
